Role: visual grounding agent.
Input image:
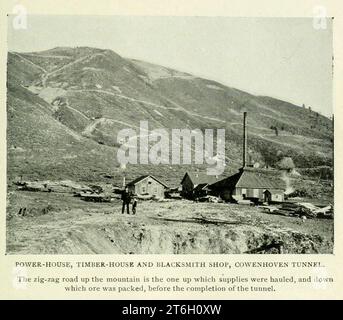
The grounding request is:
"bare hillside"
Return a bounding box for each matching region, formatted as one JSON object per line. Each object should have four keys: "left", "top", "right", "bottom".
{"left": 7, "top": 47, "right": 333, "bottom": 185}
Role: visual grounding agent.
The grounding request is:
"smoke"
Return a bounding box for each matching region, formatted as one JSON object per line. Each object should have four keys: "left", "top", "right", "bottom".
{"left": 277, "top": 157, "right": 295, "bottom": 171}
{"left": 281, "top": 170, "right": 294, "bottom": 195}
{"left": 290, "top": 168, "right": 301, "bottom": 177}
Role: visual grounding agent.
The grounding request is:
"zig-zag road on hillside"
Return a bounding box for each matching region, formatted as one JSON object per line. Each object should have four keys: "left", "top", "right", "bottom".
{"left": 12, "top": 52, "right": 47, "bottom": 73}
{"left": 69, "top": 88, "right": 226, "bottom": 124}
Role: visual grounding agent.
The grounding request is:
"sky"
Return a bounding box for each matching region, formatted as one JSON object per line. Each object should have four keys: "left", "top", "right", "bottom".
{"left": 7, "top": 16, "right": 333, "bottom": 116}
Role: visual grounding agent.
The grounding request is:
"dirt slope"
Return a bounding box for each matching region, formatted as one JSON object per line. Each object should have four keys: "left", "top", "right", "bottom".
{"left": 6, "top": 192, "right": 333, "bottom": 254}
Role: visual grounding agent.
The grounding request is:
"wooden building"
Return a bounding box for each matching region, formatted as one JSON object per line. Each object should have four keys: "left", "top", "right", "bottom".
{"left": 180, "top": 172, "right": 221, "bottom": 199}
{"left": 127, "top": 175, "right": 167, "bottom": 199}
{"left": 209, "top": 167, "right": 285, "bottom": 203}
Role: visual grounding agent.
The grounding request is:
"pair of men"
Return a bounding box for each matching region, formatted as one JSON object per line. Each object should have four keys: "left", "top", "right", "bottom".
{"left": 121, "top": 187, "right": 137, "bottom": 214}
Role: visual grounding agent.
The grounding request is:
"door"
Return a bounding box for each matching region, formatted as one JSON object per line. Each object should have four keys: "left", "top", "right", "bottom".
{"left": 264, "top": 190, "right": 271, "bottom": 203}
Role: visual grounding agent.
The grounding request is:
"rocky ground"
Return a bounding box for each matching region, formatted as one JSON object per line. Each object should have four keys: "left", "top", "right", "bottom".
{"left": 6, "top": 190, "right": 334, "bottom": 254}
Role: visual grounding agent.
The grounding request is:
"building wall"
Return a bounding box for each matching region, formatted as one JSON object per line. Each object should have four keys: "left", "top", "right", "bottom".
{"left": 220, "top": 189, "right": 232, "bottom": 201}
{"left": 130, "top": 177, "right": 165, "bottom": 199}
{"left": 271, "top": 193, "right": 284, "bottom": 202}
{"left": 232, "top": 187, "right": 284, "bottom": 202}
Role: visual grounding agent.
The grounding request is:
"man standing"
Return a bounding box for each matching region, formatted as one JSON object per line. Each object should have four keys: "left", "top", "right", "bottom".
{"left": 121, "top": 187, "right": 131, "bottom": 214}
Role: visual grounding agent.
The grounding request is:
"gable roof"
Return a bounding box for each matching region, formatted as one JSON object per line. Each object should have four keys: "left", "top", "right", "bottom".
{"left": 210, "top": 171, "right": 241, "bottom": 189}
{"left": 210, "top": 167, "right": 285, "bottom": 190}
{"left": 193, "top": 183, "right": 209, "bottom": 193}
{"left": 181, "top": 172, "right": 222, "bottom": 186}
{"left": 127, "top": 175, "right": 168, "bottom": 188}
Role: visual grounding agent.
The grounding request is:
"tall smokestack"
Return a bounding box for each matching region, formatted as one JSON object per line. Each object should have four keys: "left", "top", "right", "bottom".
{"left": 242, "top": 112, "right": 247, "bottom": 167}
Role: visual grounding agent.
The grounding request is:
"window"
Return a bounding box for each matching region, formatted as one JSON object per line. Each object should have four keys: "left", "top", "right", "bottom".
{"left": 141, "top": 186, "right": 146, "bottom": 193}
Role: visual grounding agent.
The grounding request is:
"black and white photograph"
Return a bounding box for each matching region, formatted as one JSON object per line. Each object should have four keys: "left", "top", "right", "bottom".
{"left": 6, "top": 15, "right": 334, "bottom": 254}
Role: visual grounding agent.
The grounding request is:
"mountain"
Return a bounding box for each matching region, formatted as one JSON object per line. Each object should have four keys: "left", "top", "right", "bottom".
{"left": 7, "top": 47, "right": 333, "bottom": 186}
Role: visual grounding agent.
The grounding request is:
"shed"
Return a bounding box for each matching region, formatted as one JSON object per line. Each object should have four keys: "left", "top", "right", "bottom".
{"left": 127, "top": 175, "right": 168, "bottom": 199}
{"left": 209, "top": 167, "right": 285, "bottom": 203}
{"left": 180, "top": 172, "right": 222, "bottom": 199}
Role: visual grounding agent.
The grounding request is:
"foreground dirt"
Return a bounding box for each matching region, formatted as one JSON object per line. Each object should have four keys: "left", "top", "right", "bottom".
{"left": 6, "top": 191, "right": 334, "bottom": 254}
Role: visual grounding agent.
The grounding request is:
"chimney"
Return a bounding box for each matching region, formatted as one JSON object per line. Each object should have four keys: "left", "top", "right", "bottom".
{"left": 242, "top": 112, "right": 247, "bottom": 167}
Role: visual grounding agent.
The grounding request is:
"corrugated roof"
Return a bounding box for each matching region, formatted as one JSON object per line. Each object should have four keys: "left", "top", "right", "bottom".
{"left": 181, "top": 172, "right": 222, "bottom": 186}
{"left": 127, "top": 175, "right": 168, "bottom": 188}
{"left": 210, "top": 167, "right": 285, "bottom": 190}
{"left": 237, "top": 170, "right": 285, "bottom": 189}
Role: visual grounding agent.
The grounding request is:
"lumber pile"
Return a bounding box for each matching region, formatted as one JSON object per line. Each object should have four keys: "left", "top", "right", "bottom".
{"left": 79, "top": 193, "right": 111, "bottom": 202}
{"left": 273, "top": 202, "right": 333, "bottom": 219}
{"left": 15, "top": 180, "right": 92, "bottom": 193}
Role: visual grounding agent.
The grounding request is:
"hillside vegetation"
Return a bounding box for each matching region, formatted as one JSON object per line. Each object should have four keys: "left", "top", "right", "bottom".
{"left": 7, "top": 47, "right": 333, "bottom": 186}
